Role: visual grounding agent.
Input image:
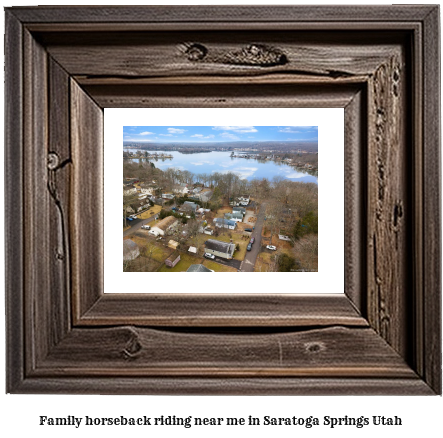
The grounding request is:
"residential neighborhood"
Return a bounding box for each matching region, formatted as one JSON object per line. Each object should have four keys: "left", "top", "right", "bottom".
{"left": 123, "top": 159, "right": 318, "bottom": 273}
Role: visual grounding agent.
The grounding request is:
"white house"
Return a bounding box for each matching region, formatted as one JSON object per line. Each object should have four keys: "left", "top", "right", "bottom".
{"left": 149, "top": 216, "right": 178, "bottom": 236}
{"left": 213, "top": 218, "right": 237, "bottom": 230}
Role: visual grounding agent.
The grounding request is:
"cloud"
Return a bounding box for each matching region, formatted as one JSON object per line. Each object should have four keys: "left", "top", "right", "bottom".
{"left": 138, "top": 131, "right": 154, "bottom": 135}
{"left": 168, "top": 128, "right": 186, "bottom": 134}
{"left": 159, "top": 134, "right": 173, "bottom": 137}
{"left": 220, "top": 132, "right": 240, "bottom": 141}
{"left": 191, "top": 134, "right": 215, "bottom": 139}
{"left": 213, "top": 126, "right": 257, "bottom": 133}
{"left": 279, "top": 126, "right": 318, "bottom": 134}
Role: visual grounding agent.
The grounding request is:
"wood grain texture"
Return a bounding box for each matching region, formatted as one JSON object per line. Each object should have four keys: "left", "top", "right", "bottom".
{"left": 367, "top": 51, "right": 409, "bottom": 358}
{"left": 82, "top": 83, "right": 361, "bottom": 109}
{"left": 79, "top": 294, "right": 367, "bottom": 327}
{"left": 8, "top": 5, "right": 436, "bottom": 23}
{"left": 37, "top": 326, "right": 415, "bottom": 378}
{"left": 422, "top": 7, "right": 442, "bottom": 394}
{"left": 344, "top": 90, "right": 366, "bottom": 314}
{"left": 70, "top": 80, "right": 103, "bottom": 320}
{"left": 4, "top": 5, "right": 441, "bottom": 394}
{"left": 5, "top": 10, "right": 24, "bottom": 392}
{"left": 41, "top": 31, "right": 402, "bottom": 80}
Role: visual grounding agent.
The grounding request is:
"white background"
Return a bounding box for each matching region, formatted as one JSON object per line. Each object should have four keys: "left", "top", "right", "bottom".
{"left": 1, "top": 1, "right": 442, "bottom": 437}
{"left": 106, "top": 108, "right": 343, "bottom": 293}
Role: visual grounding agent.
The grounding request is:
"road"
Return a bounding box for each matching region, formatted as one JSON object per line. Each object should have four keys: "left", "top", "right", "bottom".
{"left": 239, "top": 202, "right": 267, "bottom": 272}
{"left": 123, "top": 214, "right": 158, "bottom": 237}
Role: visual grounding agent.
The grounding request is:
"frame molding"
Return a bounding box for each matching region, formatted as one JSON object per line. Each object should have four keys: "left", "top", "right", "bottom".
{"left": 5, "top": 6, "right": 441, "bottom": 394}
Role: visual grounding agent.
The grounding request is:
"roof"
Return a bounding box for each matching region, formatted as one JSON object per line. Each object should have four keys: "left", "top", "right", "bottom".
{"left": 205, "top": 239, "right": 236, "bottom": 255}
{"left": 123, "top": 239, "right": 139, "bottom": 261}
{"left": 232, "top": 206, "right": 246, "bottom": 213}
{"left": 188, "top": 246, "right": 197, "bottom": 253}
{"left": 225, "top": 212, "right": 243, "bottom": 219}
{"left": 166, "top": 251, "right": 180, "bottom": 263}
{"left": 187, "top": 264, "right": 213, "bottom": 272}
{"left": 182, "top": 201, "right": 199, "bottom": 211}
{"left": 154, "top": 216, "right": 177, "bottom": 231}
{"left": 214, "top": 218, "right": 236, "bottom": 227}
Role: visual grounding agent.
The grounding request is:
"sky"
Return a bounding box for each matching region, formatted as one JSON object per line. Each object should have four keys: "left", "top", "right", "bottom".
{"left": 123, "top": 126, "right": 318, "bottom": 143}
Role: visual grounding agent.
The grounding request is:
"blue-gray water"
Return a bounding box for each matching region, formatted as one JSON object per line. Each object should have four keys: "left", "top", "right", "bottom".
{"left": 124, "top": 150, "right": 318, "bottom": 184}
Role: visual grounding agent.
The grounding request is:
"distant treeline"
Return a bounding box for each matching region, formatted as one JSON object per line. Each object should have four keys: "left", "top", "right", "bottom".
{"left": 123, "top": 141, "right": 318, "bottom": 153}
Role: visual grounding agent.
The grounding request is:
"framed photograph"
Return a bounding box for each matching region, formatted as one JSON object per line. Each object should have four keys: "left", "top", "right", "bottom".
{"left": 5, "top": 5, "right": 441, "bottom": 394}
{"left": 107, "top": 107, "right": 342, "bottom": 294}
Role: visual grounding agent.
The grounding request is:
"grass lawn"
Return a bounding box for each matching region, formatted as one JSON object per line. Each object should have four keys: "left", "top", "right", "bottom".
{"left": 202, "top": 260, "right": 238, "bottom": 272}
{"left": 215, "top": 207, "right": 232, "bottom": 218}
{"left": 138, "top": 205, "right": 162, "bottom": 220}
{"left": 158, "top": 252, "right": 204, "bottom": 272}
{"left": 129, "top": 235, "right": 173, "bottom": 263}
{"left": 125, "top": 256, "right": 162, "bottom": 272}
{"left": 254, "top": 252, "right": 273, "bottom": 272}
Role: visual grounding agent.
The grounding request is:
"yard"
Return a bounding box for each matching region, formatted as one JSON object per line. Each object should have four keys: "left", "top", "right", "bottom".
{"left": 158, "top": 252, "right": 204, "bottom": 272}
{"left": 202, "top": 260, "right": 237, "bottom": 272}
{"left": 213, "top": 231, "right": 249, "bottom": 261}
{"left": 138, "top": 205, "right": 162, "bottom": 220}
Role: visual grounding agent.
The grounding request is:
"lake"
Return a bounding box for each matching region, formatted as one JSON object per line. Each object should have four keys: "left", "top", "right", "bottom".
{"left": 123, "top": 150, "right": 318, "bottom": 184}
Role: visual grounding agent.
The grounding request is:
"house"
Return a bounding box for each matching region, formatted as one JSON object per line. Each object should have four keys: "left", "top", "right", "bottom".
{"left": 162, "top": 193, "right": 175, "bottom": 200}
{"left": 126, "top": 199, "right": 150, "bottom": 213}
{"left": 224, "top": 212, "right": 243, "bottom": 223}
{"left": 213, "top": 218, "right": 237, "bottom": 230}
{"left": 199, "top": 224, "right": 214, "bottom": 235}
{"left": 168, "top": 240, "right": 179, "bottom": 250}
{"left": 123, "top": 239, "right": 140, "bottom": 261}
{"left": 179, "top": 201, "right": 199, "bottom": 217}
{"left": 186, "top": 264, "right": 213, "bottom": 272}
{"left": 232, "top": 206, "right": 246, "bottom": 215}
{"left": 204, "top": 239, "right": 236, "bottom": 260}
{"left": 172, "top": 184, "right": 189, "bottom": 196}
{"left": 196, "top": 190, "right": 213, "bottom": 203}
{"left": 164, "top": 251, "right": 180, "bottom": 268}
{"left": 149, "top": 216, "right": 178, "bottom": 236}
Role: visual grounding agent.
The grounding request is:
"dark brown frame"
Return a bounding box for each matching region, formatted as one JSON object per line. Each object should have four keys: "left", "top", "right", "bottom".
{"left": 5, "top": 6, "right": 441, "bottom": 394}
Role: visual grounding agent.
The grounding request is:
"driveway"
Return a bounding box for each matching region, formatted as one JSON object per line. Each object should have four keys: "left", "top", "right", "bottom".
{"left": 239, "top": 202, "right": 267, "bottom": 272}
{"left": 123, "top": 215, "right": 158, "bottom": 237}
{"left": 211, "top": 256, "right": 241, "bottom": 270}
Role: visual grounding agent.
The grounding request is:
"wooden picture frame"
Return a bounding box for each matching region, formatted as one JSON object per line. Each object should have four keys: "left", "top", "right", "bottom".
{"left": 5, "top": 5, "right": 441, "bottom": 394}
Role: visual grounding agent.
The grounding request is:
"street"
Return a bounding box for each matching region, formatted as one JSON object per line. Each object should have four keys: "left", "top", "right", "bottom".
{"left": 239, "top": 202, "right": 267, "bottom": 272}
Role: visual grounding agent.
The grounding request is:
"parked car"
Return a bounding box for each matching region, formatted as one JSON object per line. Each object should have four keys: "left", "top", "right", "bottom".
{"left": 204, "top": 253, "right": 215, "bottom": 260}
{"left": 250, "top": 237, "right": 255, "bottom": 244}
{"left": 171, "top": 207, "right": 178, "bottom": 211}
{"left": 266, "top": 245, "right": 277, "bottom": 251}
{"left": 130, "top": 214, "right": 138, "bottom": 219}
{"left": 126, "top": 217, "right": 133, "bottom": 221}
{"left": 244, "top": 228, "right": 253, "bottom": 232}
{"left": 247, "top": 243, "right": 252, "bottom": 251}
{"left": 141, "top": 225, "right": 151, "bottom": 230}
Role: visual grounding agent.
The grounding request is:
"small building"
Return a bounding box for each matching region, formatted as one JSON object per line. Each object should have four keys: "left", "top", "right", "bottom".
{"left": 232, "top": 206, "right": 246, "bottom": 215}
{"left": 123, "top": 239, "right": 140, "bottom": 261}
{"left": 165, "top": 251, "right": 181, "bottom": 268}
{"left": 179, "top": 201, "right": 199, "bottom": 217}
{"left": 213, "top": 218, "right": 237, "bottom": 230}
{"left": 162, "top": 193, "right": 175, "bottom": 200}
{"left": 225, "top": 212, "right": 243, "bottom": 223}
{"left": 186, "top": 264, "right": 213, "bottom": 272}
{"left": 204, "top": 239, "right": 235, "bottom": 260}
{"left": 168, "top": 240, "right": 179, "bottom": 250}
{"left": 188, "top": 246, "right": 197, "bottom": 254}
{"left": 150, "top": 216, "right": 178, "bottom": 236}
